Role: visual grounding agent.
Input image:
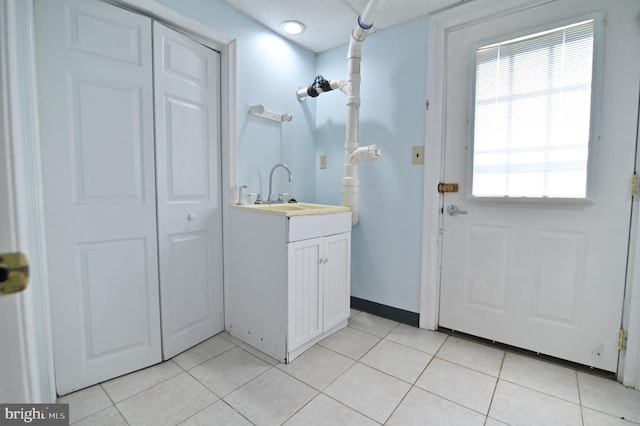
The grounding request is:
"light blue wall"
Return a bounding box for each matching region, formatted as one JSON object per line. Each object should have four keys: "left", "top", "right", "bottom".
{"left": 156, "top": 0, "right": 428, "bottom": 314}
{"left": 155, "top": 0, "right": 318, "bottom": 202}
{"left": 315, "top": 18, "right": 428, "bottom": 313}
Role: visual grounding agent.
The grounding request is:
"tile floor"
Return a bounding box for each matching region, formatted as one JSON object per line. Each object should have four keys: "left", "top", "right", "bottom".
{"left": 59, "top": 310, "right": 640, "bottom": 425}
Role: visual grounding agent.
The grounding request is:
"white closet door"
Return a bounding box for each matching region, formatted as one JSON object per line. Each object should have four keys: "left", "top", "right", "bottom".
{"left": 153, "top": 22, "right": 224, "bottom": 359}
{"left": 34, "top": 0, "right": 161, "bottom": 395}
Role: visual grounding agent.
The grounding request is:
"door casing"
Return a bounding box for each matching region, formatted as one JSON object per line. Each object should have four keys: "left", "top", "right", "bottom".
{"left": 420, "top": 0, "right": 640, "bottom": 388}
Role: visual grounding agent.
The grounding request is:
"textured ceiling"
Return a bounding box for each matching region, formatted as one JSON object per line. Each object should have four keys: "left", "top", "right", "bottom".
{"left": 222, "top": 0, "right": 466, "bottom": 53}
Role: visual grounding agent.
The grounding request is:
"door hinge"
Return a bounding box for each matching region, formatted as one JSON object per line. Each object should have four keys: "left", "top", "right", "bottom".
{"left": 632, "top": 173, "right": 638, "bottom": 197}
{"left": 618, "top": 327, "right": 625, "bottom": 350}
{"left": 426, "top": 99, "right": 430, "bottom": 110}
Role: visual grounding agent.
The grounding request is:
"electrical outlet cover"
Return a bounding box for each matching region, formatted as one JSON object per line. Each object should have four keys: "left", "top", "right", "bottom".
{"left": 412, "top": 146, "right": 424, "bottom": 165}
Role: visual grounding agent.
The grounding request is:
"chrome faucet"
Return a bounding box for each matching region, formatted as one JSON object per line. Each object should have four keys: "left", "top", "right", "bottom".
{"left": 236, "top": 184, "right": 248, "bottom": 205}
{"left": 267, "top": 163, "right": 292, "bottom": 203}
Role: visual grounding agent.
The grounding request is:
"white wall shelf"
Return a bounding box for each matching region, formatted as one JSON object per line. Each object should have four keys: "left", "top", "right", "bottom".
{"left": 249, "top": 104, "right": 293, "bottom": 122}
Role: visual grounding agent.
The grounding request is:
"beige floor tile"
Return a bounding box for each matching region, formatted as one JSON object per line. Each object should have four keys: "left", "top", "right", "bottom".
{"left": 582, "top": 407, "right": 639, "bottom": 426}
{"left": 578, "top": 372, "right": 640, "bottom": 423}
{"left": 117, "top": 373, "right": 217, "bottom": 426}
{"left": 436, "top": 336, "right": 504, "bottom": 377}
{"left": 360, "top": 339, "right": 432, "bottom": 384}
{"left": 324, "top": 363, "right": 410, "bottom": 423}
{"left": 484, "top": 417, "right": 510, "bottom": 426}
{"left": 386, "top": 386, "right": 485, "bottom": 426}
{"left": 224, "top": 368, "right": 317, "bottom": 426}
{"left": 318, "top": 326, "right": 381, "bottom": 360}
{"left": 72, "top": 406, "right": 127, "bottom": 426}
{"left": 54, "top": 313, "right": 640, "bottom": 426}
{"left": 218, "top": 331, "right": 245, "bottom": 346}
{"left": 101, "top": 360, "right": 182, "bottom": 403}
{"left": 239, "top": 342, "right": 281, "bottom": 366}
{"left": 179, "top": 400, "right": 252, "bottom": 426}
{"left": 385, "top": 324, "right": 448, "bottom": 355}
{"left": 500, "top": 353, "right": 579, "bottom": 403}
{"left": 348, "top": 312, "right": 399, "bottom": 338}
{"left": 277, "top": 345, "right": 354, "bottom": 390}
{"left": 415, "top": 357, "right": 497, "bottom": 414}
{"left": 189, "top": 347, "right": 271, "bottom": 397}
{"left": 283, "top": 394, "right": 379, "bottom": 426}
{"left": 489, "top": 380, "right": 582, "bottom": 426}
{"left": 57, "top": 385, "right": 112, "bottom": 424}
{"left": 171, "top": 335, "right": 236, "bottom": 370}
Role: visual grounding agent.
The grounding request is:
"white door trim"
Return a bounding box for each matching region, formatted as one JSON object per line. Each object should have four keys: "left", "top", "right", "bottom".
{"left": 419, "top": 0, "right": 640, "bottom": 387}
{"left": 621, "top": 94, "right": 640, "bottom": 389}
{"left": 1, "top": 0, "right": 56, "bottom": 402}
{"left": 5, "top": 0, "right": 236, "bottom": 398}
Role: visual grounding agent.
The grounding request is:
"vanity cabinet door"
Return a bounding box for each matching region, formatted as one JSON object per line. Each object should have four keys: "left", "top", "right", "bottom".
{"left": 287, "top": 238, "right": 324, "bottom": 352}
{"left": 323, "top": 233, "right": 351, "bottom": 331}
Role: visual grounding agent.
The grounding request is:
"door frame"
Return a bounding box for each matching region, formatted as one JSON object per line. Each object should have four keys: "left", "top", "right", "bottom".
{"left": 0, "top": 0, "right": 56, "bottom": 402}
{"left": 2, "top": 0, "right": 237, "bottom": 400}
{"left": 419, "top": 0, "right": 640, "bottom": 388}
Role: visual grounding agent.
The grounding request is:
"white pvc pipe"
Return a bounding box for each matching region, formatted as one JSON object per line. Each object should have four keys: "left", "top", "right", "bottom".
{"left": 341, "top": 0, "right": 387, "bottom": 225}
{"left": 350, "top": 145, "right": 381, "bottom": 163}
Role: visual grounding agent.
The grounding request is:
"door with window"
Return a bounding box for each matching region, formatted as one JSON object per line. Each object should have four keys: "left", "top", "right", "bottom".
{"left": 439, "top": 0, "right": 640, "bottom": 372}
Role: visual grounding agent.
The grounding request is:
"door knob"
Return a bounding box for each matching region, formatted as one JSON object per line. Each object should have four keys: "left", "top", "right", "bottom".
{"left": 187, "top": 213, "right": 196, "bottom": 221}
{"left": 447, "top": 204, "right": 468, "bottom": 216}
{"left": 0, "top": 252, "right": 29, "bottom": 295}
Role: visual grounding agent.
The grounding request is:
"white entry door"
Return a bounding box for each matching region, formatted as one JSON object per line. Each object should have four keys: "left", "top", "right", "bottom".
{"left": 439, "top": 0, "right": 640, "bottom": 372}
{"left": 35, "top": 0, "right": 161, "bottom": 394}
{"left": 153, "top": 23, "right": 224, "bottom": 359}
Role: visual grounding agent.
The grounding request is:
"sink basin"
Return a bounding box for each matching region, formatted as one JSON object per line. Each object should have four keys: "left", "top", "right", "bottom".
{"left": 230, "top": 202, "right": 350, "bottom": 216}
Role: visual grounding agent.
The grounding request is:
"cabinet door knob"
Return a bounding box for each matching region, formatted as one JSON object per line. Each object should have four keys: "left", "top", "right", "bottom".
{"left": 187, "top": 213, "right": 196, "bottom": 221}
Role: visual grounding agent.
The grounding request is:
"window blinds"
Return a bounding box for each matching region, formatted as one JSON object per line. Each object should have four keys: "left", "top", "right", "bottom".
{"left": 472, "top": 20, "right": 595, "bottom": 198}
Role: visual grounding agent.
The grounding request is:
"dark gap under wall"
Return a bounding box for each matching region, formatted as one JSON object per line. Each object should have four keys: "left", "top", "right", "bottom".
{"left": 351, "top": 297, "right": 420, "bottom": 327}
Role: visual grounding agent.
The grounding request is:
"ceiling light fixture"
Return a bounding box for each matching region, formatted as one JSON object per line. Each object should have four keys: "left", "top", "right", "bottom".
{"left": 280, "top": 20, "right": 306, "bottom": 35}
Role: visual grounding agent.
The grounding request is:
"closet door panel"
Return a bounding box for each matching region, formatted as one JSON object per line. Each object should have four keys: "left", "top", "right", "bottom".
{"left": 154, "top": 22, "right": 224, "bottom": 359}
{"left": 35, "top": 0, "right": 160, "bottom": 395}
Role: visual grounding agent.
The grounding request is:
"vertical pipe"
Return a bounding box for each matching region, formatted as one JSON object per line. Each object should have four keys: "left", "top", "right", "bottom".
{"left": 342, "top": 0, "right": 387, "bottom": 225}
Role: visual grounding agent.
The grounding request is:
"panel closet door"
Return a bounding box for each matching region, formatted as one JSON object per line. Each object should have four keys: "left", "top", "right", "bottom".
{"left": 153, "top": 22, "right": 224, "bottom": 359}
{"left": 34, "top": 0, "right": 161, "bottom": 395}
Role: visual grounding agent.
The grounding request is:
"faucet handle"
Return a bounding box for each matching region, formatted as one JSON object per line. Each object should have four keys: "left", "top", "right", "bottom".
{"left": 278, "top": 192, "right": 290, "bottom": 202}
{"left": 248, "top": 193, "right": 262, "bottom": 204}
{"left": 279, "top": 193, "right": 297, "bottom": 203}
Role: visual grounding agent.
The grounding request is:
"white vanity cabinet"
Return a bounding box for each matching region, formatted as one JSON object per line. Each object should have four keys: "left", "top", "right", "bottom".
{"left": 227, "top": 207, "right": 351, "bottom": 363}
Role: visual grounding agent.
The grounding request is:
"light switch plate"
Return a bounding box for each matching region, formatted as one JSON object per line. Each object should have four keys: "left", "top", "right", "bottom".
{"left": 412, "top": 146, "right": 424, "bottom": 165}
{"left": 320, "top": 155, "right": 327, "bottom": 169}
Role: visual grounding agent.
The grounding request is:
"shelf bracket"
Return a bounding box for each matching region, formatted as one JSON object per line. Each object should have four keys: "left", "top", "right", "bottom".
{"left": 249, "top": 104, "right": 293, "bottom": 122}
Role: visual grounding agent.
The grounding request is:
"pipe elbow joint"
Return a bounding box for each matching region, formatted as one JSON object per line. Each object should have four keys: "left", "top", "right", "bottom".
{"left": 350, "top": 145, "right": 381, "bottom": 163}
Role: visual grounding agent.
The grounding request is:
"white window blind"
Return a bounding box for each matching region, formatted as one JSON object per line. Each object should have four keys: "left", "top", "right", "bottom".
{"left": 472, "top": 20, "right": 595, "bottom": 198}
